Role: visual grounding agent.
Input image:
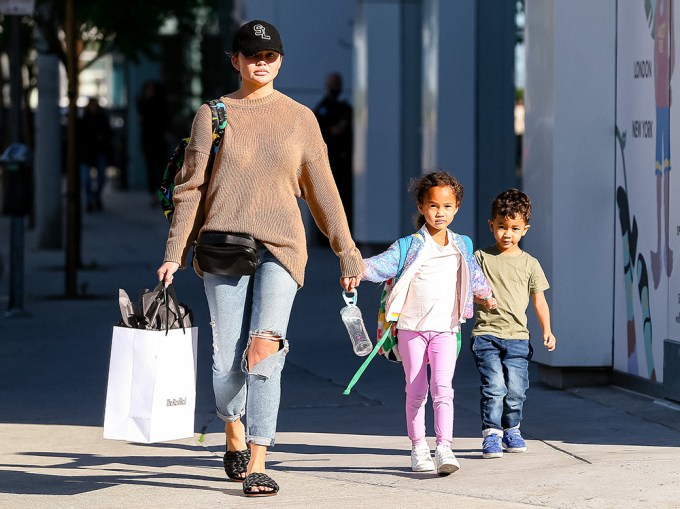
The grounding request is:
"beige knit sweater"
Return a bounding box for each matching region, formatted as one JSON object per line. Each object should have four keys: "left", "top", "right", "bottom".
{"left": 164, "top": 90, "right": 364, "bottom": 287}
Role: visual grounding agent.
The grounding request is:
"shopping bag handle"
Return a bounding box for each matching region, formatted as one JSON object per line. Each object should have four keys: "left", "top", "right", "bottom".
{"left": 146, "top": 282, "right": 186, "bottom": 335}
{"left": 164, "top": 283, "right": 187, "bottom": 334}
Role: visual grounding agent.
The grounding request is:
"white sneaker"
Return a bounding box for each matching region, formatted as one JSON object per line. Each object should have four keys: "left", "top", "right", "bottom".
{"left": 434, "top": 445, "right": 460, "bottom": 475}
{"left": 411, "top": 444, "right": 435, "bottom": 472}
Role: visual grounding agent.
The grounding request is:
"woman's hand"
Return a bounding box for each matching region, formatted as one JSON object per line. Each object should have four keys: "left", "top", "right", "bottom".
{"left": 157, "top": 261, "right": 180, "bottom": 287}
{"left": 340, "top": 275, "right": 362, "bottom": 292}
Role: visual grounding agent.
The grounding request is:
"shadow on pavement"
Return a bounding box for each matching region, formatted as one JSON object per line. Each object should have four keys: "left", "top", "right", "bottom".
{"left": 1, "top": 189, "right": 679, "bottom": 453}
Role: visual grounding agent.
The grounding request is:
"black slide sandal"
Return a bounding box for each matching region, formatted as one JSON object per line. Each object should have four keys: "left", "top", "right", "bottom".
{"left": 223, "top": 449, "right": 250, "bottom": 482}
{"left": 243, "top": 472, "right": 279, "bottom": 497}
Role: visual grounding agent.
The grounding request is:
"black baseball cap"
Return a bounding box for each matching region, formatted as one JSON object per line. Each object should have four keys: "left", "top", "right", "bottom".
{"left": 232, "top": 20, "right": 284, "bottom": 56}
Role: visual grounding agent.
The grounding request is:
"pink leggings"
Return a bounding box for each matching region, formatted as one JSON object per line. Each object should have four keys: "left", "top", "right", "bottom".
{"left": 398, "top": 330, "right": 458, "bottom": 447}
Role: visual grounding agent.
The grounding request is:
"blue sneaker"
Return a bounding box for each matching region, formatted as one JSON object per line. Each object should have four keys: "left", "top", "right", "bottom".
{"left": 503, "top": 428, "right": 527, "bottom": 453}
{"left": 482, "top": 433, "right": 503, "bottom": 459}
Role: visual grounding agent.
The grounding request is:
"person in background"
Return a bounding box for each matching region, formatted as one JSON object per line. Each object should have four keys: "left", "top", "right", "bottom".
{"left": 78, "top": 97, "right": 112, "bottom": 212}
{"left": 314, "top": 72, "right": 353, "bottom": 234}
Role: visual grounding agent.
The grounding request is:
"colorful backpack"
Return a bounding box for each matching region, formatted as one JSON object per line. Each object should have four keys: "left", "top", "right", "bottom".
{"left": 376, "top": 234, "right": 415, "bottom": 362}
{"left": 157, "top": 99, "right": 227, "bottom": 222}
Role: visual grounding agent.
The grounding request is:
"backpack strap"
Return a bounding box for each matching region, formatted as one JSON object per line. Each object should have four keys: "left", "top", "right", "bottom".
{"left": 206, "top": 99, "right": 227, "bottom": 151}
{"left": 202, "top": 99, "right": 227, "bottom": 183}
{"left": 456, "top": 233, "right": 473, "bottom": 356}
{"left": 460, "top": 234, "right": 473, "bottom": 258}
{"left": 395, "top": 234, "right": 415, "bottom": 279}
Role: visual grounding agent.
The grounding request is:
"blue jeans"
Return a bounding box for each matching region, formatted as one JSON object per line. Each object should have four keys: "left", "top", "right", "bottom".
{"left": 80, "top": 153, "right": 108, "bottom": 207}
{"left": 203, "top": 244, "right": 298, "bottom": 447}
{"left": 471, "top": 335, "right": 533, "bottom": 432}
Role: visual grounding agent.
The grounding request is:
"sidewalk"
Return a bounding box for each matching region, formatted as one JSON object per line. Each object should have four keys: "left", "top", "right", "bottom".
{"left": 0, "top": 189, "right": 679, "bottom": 509}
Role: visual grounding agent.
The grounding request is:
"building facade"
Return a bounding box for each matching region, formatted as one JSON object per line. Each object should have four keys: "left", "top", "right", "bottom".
{"left": 189, "top": 0, "right": 680, "bottom": 399}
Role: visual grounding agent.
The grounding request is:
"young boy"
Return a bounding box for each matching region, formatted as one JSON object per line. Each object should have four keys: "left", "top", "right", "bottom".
{"left": 471, "top": 188, "right": 556, "bottom": 458}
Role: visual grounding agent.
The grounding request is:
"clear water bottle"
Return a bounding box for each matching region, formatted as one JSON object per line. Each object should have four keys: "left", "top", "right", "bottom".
{"left": 340, "top": 289, "right": 373, "bottom": 356}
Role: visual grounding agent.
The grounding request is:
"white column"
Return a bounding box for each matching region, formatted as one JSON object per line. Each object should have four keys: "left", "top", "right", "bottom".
{"left": 524, "top": 0, "right": 616, "bottom": 369}
{"left": 421, "top": 0, "right": 477, "bottom": 238}
{"left": 353, "top": 0, "right": 404, "bottom": 243}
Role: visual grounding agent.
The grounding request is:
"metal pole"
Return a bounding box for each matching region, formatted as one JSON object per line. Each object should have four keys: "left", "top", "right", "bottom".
{"left": 6, "top": 15, "right": 27, "bottom": 317}
{"left": 9, "top": 16, "right": 20, "bottom": 143}
{"left": 7, "top": 213, "right": 25, "bottom": 316}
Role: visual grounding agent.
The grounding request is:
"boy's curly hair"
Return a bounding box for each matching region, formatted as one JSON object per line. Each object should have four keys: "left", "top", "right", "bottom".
{"left": 491, "top": 188, "right": 532, "bottom": 223}
{"left": 410, "top": 171, "right": 464, "bottom": 229}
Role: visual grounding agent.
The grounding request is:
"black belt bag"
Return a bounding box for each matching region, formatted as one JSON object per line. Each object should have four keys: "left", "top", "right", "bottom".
{"left": 194, "top": 231, "right": 259, "bottom": 276}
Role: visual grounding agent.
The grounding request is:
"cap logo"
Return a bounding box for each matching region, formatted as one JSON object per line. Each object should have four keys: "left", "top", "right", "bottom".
{"left": 254, "top": 24, "right": 271, "bottom": 40}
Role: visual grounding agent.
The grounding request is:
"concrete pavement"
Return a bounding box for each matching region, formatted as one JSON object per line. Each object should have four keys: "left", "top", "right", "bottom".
{"left": 1, "top": 188, "right": 679, "bottom": 509}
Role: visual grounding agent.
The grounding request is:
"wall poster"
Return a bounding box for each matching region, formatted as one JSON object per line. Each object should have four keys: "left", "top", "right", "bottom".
{"left": 615, "top": 0, "right": 678, "bottom": 382}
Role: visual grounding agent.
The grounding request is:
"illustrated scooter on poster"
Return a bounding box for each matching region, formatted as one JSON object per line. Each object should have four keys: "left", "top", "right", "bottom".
{"left": 616, "top": 127, "right": 655, "bottom": 380}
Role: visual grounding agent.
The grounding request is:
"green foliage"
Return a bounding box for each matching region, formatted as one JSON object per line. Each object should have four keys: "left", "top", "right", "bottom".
{"left": 32, "top": 0, "right": 212, "bottom": 65}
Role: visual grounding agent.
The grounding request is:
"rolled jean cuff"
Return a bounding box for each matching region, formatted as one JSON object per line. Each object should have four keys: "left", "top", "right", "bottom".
{"left": 483, "top": 428, "right": 503, "bottom": 437}
{"left": 217, "top": 410, "right": 245, "bottom": 423}
{"left": 247, "top": 434, "right": 275, "bottom": 447}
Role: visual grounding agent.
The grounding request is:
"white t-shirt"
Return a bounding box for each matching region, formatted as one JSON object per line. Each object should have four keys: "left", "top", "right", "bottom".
{"left": 397, "top": 238, "right": 460, "bottom": 333}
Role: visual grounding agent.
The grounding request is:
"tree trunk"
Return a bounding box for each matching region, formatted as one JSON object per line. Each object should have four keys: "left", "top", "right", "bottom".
{"left": 64, "top": 0, "right": 80, "bottom": 297}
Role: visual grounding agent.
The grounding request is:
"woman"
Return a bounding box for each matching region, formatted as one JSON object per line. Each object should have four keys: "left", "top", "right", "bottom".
{"left": 156, "top": 19, "right": 364, "bottom": 497}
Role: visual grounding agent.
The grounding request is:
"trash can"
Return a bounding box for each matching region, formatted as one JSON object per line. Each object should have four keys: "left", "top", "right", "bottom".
{"left": 1, "top": 142, "right": 33, "bottom": 216}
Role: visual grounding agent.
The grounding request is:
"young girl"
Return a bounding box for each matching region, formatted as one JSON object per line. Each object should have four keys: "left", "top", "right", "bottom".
{"left": 361, "top": 171, "right": 496, "bottom": 475}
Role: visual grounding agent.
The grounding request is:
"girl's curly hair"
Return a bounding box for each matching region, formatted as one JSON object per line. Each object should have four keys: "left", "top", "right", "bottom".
{"left": 409, "top": 171, "right": 463, "bottom": 229}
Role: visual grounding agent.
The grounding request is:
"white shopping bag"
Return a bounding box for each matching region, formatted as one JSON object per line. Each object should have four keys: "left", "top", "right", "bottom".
{"left": 103, "top": 325, "right": 198, "bottom": 443}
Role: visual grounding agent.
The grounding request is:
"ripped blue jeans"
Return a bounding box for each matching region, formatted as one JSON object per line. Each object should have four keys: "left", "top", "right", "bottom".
{"left": 203, "top": 244, "right": 298, "bottom": 447}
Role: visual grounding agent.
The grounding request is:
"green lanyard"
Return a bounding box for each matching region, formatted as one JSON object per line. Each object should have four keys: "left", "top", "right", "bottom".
{"left": 343, "top": 326, "right": 391, "bottom": 395}
{"left": 343, "top": 328, "right": 463, "bottom": 395}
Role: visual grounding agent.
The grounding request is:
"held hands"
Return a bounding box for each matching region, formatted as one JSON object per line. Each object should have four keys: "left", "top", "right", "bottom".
{"left": 340, "top": 274, "right": 363, "bottom": 292}
{"left": 157, "top": 261, "right": 180, "bottom": 287}
{"left": 483, "top": 296, "right": 498, "bottom": 311}
{"left": 543, "top": 332, "right": 556, "bottom": 352}
{"left": 475, "top": 295, "right": 497, "bottom": 310}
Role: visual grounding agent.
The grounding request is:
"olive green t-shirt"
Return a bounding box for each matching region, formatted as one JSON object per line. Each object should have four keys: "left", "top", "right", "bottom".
{"left": 472, "top": 246, "right": 549, "bottom": 340}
